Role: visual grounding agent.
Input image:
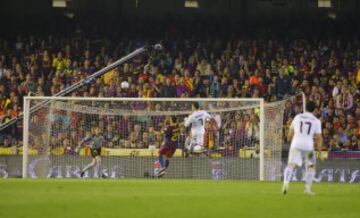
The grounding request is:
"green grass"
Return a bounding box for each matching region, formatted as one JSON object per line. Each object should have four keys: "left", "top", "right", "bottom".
{"left": 0, "top": 179, "right": 359, "bottom": 218}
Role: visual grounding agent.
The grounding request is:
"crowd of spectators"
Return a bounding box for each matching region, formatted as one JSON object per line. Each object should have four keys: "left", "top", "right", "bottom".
{"left": 0, "top": 22, "right": 359, "bottom": 152}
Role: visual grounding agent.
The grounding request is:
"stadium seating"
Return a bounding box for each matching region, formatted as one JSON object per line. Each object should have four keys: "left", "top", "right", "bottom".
{"left": 0, "top": 25, "right": 359, "bottom": 152}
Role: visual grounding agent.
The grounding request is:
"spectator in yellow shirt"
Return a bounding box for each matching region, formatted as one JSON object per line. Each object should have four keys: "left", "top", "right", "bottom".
{"left": 0, "top": 95, "right": 11, "bottom": 113}
{"left": 102, "top": 68, "right": 118, "bottom": 85}
{"left": 52, "top": 52, "right": 65, "bottom": 71}
{"left": 63, "top": 59, "right": 74, "bottom": 76}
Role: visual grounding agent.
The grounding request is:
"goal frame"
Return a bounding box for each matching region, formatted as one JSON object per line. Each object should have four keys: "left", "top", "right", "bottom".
{"left": 22, "top": 96, "right": 266, "bottom": 180}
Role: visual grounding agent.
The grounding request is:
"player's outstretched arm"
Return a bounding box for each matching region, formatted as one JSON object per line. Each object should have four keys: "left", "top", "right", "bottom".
{"left": 76, "top": 135, "right": 92, "bottom": 152}
{"left": 79, "top": 135, "right": 91, "bottom": 146}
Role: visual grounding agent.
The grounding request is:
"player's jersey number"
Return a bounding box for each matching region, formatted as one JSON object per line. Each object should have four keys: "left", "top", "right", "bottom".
{"left": 300, "top": 121, "right": 312, "bottom": 135}
{"left": 171, "top": 128, "right": 179, "bottom": 141}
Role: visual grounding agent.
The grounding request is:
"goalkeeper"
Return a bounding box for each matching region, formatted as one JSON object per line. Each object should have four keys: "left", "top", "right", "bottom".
{"left": 77, "top": 127, "right": 107, "bottom": 178}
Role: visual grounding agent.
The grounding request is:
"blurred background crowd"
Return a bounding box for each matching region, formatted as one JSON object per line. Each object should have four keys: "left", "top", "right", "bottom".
{"left": 0, "top": 18, "right": 359, "bottom": 152}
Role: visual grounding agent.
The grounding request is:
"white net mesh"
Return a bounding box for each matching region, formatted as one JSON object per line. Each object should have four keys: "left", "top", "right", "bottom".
{"left": 23, "top": 97, "right": 300, "bottom": 180}
{"left": 263, "top": 101, "right": 285, "bottom": 181}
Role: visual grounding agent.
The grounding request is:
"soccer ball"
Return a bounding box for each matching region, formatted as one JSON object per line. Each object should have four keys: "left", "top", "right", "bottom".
{"left": 121, "top": 81, "right": 129, "bottom": 89}
{"left": 193, "top": 145, "right": 204, "bottom": 153}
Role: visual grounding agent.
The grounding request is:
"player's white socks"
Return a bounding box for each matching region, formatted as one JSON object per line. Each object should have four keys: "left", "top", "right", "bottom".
{"left": 283, "top": 165, "right": 294, "bottom": 186}
{"left": 305, "top": 168, "right": 315, "bottom": 192}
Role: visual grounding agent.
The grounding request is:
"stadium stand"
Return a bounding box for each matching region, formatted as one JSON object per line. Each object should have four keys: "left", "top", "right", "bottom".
{"left": 0, "top": 21, "right": 359, "bottom": 152}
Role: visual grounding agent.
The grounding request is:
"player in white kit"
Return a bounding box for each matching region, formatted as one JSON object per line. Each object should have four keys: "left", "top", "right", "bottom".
{"left": 184, "top": 102, "right": 220, "bottom": 153}
{"left": 282, "top": 101, "right": 323, "bottom": 195}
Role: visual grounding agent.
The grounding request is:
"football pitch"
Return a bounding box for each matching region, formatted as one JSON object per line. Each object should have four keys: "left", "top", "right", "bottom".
{"left": 0, "top": 179, "right": 359, "bottom": 218}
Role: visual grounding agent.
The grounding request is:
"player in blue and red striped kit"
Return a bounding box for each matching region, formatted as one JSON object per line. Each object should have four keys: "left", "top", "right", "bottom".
{"left": 154, "top": 116, "right": 179, "bottom": 177}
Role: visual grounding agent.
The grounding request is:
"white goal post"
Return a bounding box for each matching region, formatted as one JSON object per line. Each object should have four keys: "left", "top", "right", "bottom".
{"left": 22, "top": 96, "right": 305, "bottom": 180}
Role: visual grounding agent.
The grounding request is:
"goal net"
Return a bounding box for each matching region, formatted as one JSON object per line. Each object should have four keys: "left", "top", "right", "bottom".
{"left": 22, "top": 96, "right": 303, "bottom": 180}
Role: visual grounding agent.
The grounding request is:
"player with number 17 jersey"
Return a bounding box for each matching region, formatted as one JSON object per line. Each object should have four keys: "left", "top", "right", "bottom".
{"left": 283, "top": 101, "right": 323, "bottom": 195}
{"left": 290, "top": 112, "right": 322, "bottom": 151}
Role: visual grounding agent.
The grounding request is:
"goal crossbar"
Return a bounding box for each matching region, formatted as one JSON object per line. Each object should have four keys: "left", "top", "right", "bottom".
{"left": 23, "top": 96, "right": 264, "bottom": 102}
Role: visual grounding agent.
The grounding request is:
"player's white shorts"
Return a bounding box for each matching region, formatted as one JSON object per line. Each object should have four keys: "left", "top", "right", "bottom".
{"left": 288, "top": 147, "right": 316, "bottom": 168}
{"left": 185, "top": 131, "right": 205, "bottom": 152}
{"left": 190, "top": 132, "right": 204, "bottom": 148}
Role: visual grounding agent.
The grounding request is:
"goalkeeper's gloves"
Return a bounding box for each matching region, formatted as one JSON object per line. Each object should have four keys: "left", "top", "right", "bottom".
{"left": 75, "top": 145, "right": 81, "bottom": 154}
